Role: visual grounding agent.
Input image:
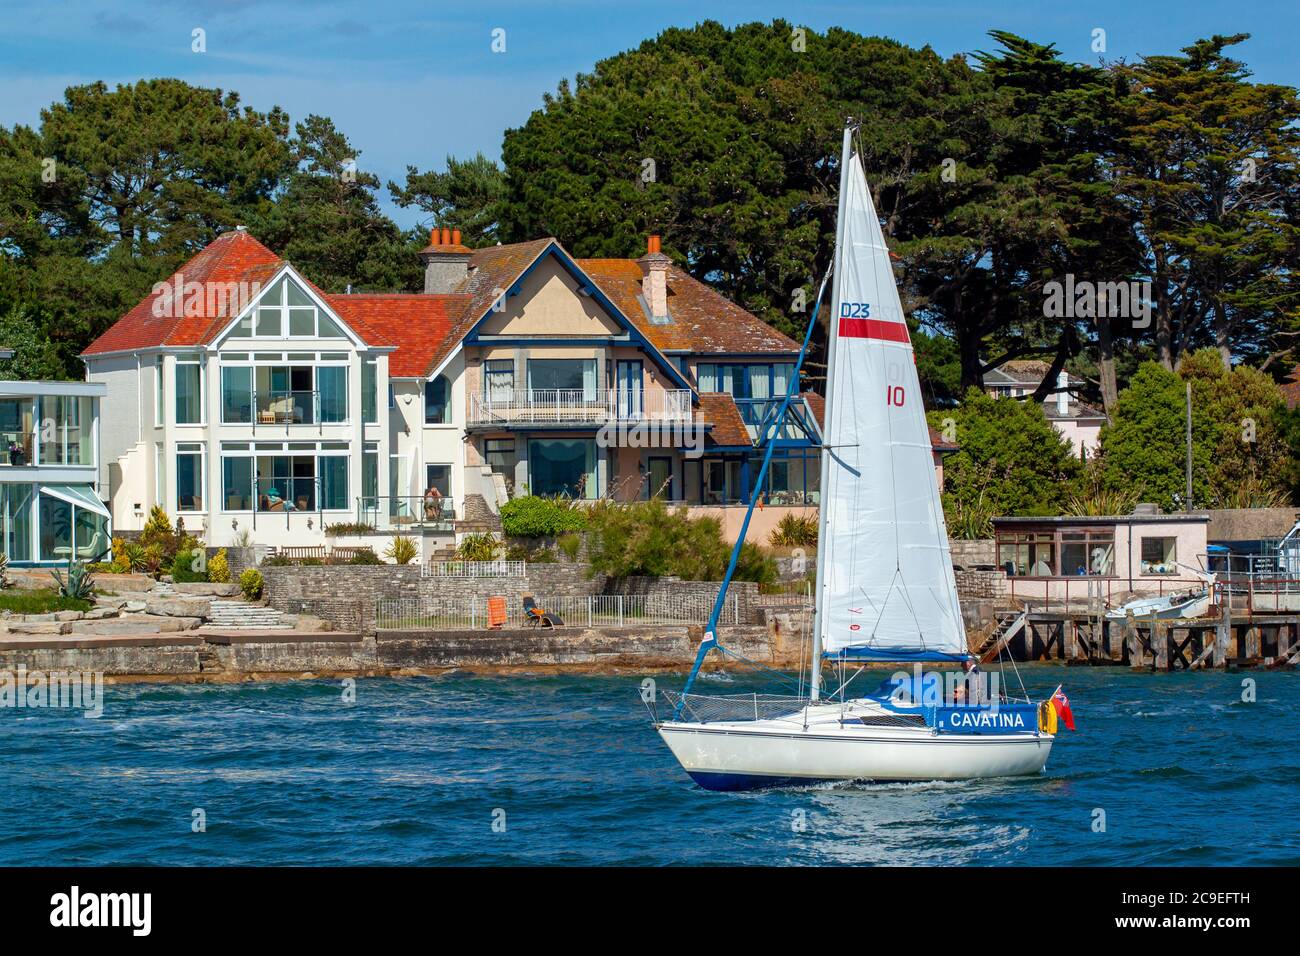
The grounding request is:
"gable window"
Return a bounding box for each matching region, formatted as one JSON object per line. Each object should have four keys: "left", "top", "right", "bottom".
{"left": 175, "top": 354, "right": 203, "bottom": 425}
{"left": 241, "top": 276, "right": 346, "bottom": 340}
{"left": 425, "top": 375, "right": 450, "bottom": 424}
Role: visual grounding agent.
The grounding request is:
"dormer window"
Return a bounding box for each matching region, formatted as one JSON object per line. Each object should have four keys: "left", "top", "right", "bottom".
{"left": 231, "top": 276, "right": 345, "bottom": 339}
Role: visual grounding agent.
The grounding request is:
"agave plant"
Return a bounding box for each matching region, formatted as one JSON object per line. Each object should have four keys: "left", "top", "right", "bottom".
{"left": 51, "top": 560, "right": 95, "bottom": 600}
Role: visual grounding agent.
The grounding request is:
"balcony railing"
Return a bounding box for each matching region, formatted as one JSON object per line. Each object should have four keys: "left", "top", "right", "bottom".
{"left": 355, "top": 495, "right": 456, "bottom": 533}
{"left": 468, "top": 388, "right": 692, "bottom": 426}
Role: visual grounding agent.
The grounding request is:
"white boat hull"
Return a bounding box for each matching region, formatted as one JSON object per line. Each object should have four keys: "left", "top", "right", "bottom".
{"left": 1105, "top": 590, "right": 1210, "bottom": 622}
{"left": 657, "top": 702, "right": 1053, "bottom": 791}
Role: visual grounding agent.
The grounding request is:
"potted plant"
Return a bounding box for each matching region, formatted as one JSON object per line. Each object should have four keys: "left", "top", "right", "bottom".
{"left": 8, "top": 440, "right": 23, "bottom": 466}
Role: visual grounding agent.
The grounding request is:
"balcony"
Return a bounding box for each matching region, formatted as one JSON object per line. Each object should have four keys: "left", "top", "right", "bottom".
{"left": 468, "top": 388, "right": 692, "bottom": 427}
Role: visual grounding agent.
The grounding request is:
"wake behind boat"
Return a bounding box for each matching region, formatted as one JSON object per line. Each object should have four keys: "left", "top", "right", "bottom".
{"left": 650, "top": 121, "right": 1074, "bottom": 791}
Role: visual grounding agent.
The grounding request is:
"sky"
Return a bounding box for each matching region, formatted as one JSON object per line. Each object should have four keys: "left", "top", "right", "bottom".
{"left": 1, "top": 0, "right": 1296, "bottom": 229}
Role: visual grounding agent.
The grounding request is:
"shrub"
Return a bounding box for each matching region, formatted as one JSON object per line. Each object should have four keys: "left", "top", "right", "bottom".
{"left": 504, "top": 543, "right": 530, "bottom": 562}
{"left": 239, "top": 568, "right": 264, "bottom": 601}
{"left": 499, "top": 496, "right": 587, "bottom": 538}
{"left": 585, "top": 499, "right": 776, "bottom": 585}
{"left": 384, "top": 535, "right": 418, "bottom": 565}
{"left": 325, "top": 521, "right": 377, "bottom": 536}
{"left": 456, "top": 533, "right": 500, "bottom": 562}
{"left": 557, "top": 532, "right": 583, "bottom": 561}
{"left": 170, "top": 548, "right": 209, "bottom": 583}
{"left": 528, "top": 548, "right": 557, "bottom": 564}
{"left": 768, "top": 513, "right": 818, "bottom": 547}
{"left": 347, "top": 550, "right": 383, "bottom": 565}
{"left": 208, "top": 549, "right": 231, "bottom": 583}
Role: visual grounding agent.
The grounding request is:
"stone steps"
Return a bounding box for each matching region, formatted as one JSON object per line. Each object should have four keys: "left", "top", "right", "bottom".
{"left": 207, "top": 600, "right": 292, "bottom": 630}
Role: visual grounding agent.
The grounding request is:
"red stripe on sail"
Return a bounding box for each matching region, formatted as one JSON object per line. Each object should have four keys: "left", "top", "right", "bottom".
{"left": 838, "top": 318, "right": 910, "bottom": 343}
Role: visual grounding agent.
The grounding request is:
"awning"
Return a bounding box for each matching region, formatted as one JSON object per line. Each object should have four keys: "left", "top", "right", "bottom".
{"left": 39, "top": 484, "right": 111, "bottom": 519}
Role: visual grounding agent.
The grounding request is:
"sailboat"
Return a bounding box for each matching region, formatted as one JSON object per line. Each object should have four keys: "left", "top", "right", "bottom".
{"left": 652, "top": 123, "right": 1064, "bottom": 791}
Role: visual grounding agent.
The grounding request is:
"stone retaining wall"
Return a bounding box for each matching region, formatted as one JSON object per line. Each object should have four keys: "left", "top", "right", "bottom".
{"left": 0, "top": 623, "right": 787, "bottom": 678}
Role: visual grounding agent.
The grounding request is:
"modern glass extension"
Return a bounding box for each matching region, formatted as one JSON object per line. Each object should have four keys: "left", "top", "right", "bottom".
{"left": 0, "top": 482, "right": 110, "bottom": 564}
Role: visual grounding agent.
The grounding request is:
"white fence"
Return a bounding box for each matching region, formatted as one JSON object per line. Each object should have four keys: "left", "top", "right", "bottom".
{"left": 376, "top": 592, "right": 741, "bottom": 631}
{"left": 423, "top": 560, "right": 528, "bottom": 578}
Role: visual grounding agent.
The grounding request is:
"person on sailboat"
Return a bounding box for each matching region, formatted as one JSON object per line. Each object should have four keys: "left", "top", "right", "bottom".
{"left": 954, "top": 658, "right": 981, "bottom": 705}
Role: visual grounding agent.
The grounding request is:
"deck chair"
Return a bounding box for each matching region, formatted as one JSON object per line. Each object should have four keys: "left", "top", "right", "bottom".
{"left": 522, "top": 594, "right": 563, "bottom": 628}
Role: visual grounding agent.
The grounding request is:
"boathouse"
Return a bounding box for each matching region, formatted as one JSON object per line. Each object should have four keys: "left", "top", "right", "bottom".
{"left": 991, "top": 506, "right": 1210, "bottom": 606}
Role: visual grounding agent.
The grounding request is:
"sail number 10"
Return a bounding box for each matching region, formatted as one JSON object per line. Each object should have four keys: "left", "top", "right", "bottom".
{"left": 886, "top": 385, "right": 905, "bottom": 407}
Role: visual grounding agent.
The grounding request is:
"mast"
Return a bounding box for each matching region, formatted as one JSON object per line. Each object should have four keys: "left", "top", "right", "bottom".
{"left": 809, "top": 122, "right": 854, "bottom": 702}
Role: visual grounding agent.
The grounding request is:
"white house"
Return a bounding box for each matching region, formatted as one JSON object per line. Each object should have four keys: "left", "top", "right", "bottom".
{"left": 82, "top": 226, "right": 828, "bottom": 553}
{"left": 984, "top": 360, "right": 1105, "bottom": 459}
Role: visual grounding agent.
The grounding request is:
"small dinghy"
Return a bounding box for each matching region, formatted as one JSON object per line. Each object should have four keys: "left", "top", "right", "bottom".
{"left": 1105, "top": 586, "right": 1212, "bottom": 622}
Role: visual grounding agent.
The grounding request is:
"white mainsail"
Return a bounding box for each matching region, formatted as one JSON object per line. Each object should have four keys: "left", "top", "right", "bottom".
{"left": 811, "top": 129, "right": 967, "bottom": 664}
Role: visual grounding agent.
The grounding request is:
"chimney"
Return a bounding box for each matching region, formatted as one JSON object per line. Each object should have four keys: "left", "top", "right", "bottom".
{"left": 1056, "top": 369, "right": 1069, "bottom": 416}
{"left": 637, "top": 235, "right": 671, "bottom": 322}
{"left": 419, "top": 226, "right": 472, "bottom": 294}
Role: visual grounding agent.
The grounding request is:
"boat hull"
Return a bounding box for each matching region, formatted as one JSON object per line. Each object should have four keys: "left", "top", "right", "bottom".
{"left": 658, "top": 720, "right": 1053, "bottom": 791}
{"left": 1104, "top": 591, "right": 1210, "bottom": 622}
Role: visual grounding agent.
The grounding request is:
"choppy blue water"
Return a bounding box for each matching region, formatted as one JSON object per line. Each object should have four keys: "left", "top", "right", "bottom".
{"left": 1, "top": 667, "right": 1296, "bottom": 865}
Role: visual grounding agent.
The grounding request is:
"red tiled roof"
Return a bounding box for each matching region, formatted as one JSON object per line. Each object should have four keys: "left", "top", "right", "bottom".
{"left": 799, "top": 391, "right": 957, "bottom": 452}
{"left": 82, "top": 229, "right": 283, "bottom": 355}
{"left": 578, "top": 258, "right": 799, "bottom": 355}
{"left": 325, "top": 294, "right": 469, "bottom": 378}
{"left": 696, "top": 393, "right": 751, "bottom": 447}
{"left": 83, "top": 231, "right": 801, "bottom": 386}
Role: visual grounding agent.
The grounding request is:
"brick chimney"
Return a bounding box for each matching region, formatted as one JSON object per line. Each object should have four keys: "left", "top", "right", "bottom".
{"left": 637, "top": 235, "right": 671, "bottom": 322}
{"left": 419, "top": 226, "right": 472, "bottom": 294}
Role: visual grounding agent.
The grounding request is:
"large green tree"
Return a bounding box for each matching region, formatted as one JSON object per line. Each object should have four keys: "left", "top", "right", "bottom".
{"left": 1097, "top": 350, "right": 1290, "bottom": 509}
{"left": 389, "top": 152, "right": 507, "bottom": 247}
{"left": 1107, "top": 35, "right": 1300, "bottom": 369}
{"left": 252, "top": 115, "right": 420, "bottom": 293}
{"left": 927, "top": 390, "right": 1081, "bottom": 528}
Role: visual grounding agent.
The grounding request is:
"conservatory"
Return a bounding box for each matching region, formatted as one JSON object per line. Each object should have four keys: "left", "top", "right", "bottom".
{"left": 0, "top": 380, "right": 108, "bottom": 565}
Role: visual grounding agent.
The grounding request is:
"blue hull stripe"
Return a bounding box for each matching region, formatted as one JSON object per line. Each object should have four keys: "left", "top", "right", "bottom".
{"left": 687, "top": 771, "right": 834, "bottom": 792}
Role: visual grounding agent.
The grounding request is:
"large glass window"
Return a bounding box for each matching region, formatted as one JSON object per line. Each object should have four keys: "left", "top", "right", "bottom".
{"left": 256, "top": 455, "right": 316, "bottom": 512}
{"left": 222, "top": 456, "right": 254, "bottom": 511}
{"left": 1, "top": 484, "right": 32, "bottom": 561}
{"left": 38, "top": 493, "right": 71, "bottom": 563}
{"left": 176, "top": 443, "right": 204, "bottom": 512}
{"left": 425, "top": 375, "right": 450, "bottom": 424}
{"left": 528, "top": 438, "right": 596, "bottom": 498}
{"left": 318, "top": 366, "right": 347, "bottom": 423}
{"left": 320, "top": 456, "right": 348, "bottom": 510}
{"left": 35, "top": 396, "right": 93, "bottom": 466}
{"left": 0, "top": 398, "right": 35, "bottom": 465}
{"left": 175, "top": 357, "right": 203, "bottom": 424}
{"left": 997, "top": 528, "right": 1115, "bottom": 577}
{"left": 527, "top": 359, "right": 596, "bottom": 400}
{"left": 222, "top": 366, "right": 254, "bottom": 423}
